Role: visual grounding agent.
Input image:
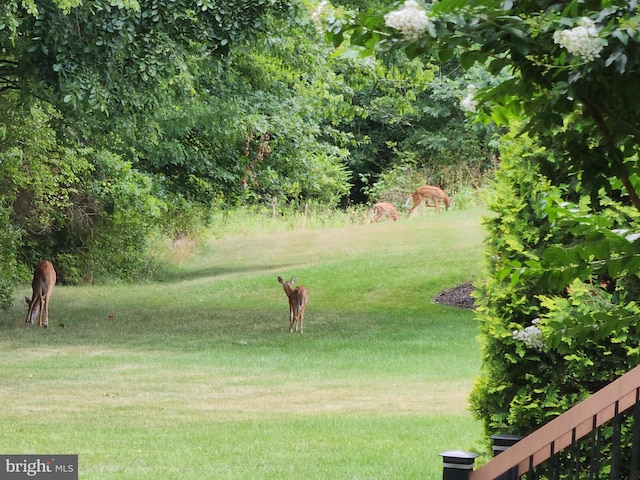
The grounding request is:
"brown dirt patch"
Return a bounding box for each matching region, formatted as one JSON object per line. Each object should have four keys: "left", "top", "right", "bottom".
{"left": 432, "top": 282, "right": 476, "bottom": 310}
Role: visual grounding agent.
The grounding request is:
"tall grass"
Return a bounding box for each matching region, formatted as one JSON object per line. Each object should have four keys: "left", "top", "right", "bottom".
{"left": 202, "top": 203, "right": 368, "bottom": 239}
{"left": 0, "top": 207, "right": 488, "bottom": 479}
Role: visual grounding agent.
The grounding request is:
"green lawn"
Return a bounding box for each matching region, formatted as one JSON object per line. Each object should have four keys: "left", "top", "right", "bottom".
{"left": 0, "top": 208, "right": 488, "bottom": 479}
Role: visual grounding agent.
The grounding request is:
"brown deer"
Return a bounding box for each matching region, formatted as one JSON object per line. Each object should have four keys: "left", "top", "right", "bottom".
{"left": 371, "top": 202, "right": 399, "bottom": 222}
{"left": 25, "top": 260, "right": 56, "bottom": 328}
{"left": 406, "top": 185, "right": 451, "bottom": 217}
{"left": 277, "top": 276, "right": 308, "bottom": 334}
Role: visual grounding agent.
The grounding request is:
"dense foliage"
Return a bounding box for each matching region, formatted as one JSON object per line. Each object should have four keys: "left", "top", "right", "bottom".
{"left": 320, "top": 0, "right": 640, "bottom": 443}
{"left": 471, "top": 131, "right": 640, "bottom": 436}
{"left": 325, "top": 54, "right": 497, "bottom": 203}
{"left": 0, "top": 97, "right": 163, "bottom": 297}
{"left": 1, "top": 0, "right": 296, "bottom": 115}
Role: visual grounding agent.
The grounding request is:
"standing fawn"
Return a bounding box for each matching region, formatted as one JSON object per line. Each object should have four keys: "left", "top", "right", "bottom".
{"left": 278, "top": 276, "right": 308, "bottom": 334}
{"left": 406, "top": 185, "right": 451, "bottom": 217}
{"left": 371, "top": 202, "right": 399, "bottom": 222}
{"left": 25, "top": 260, "right": 56, "bottom": 328}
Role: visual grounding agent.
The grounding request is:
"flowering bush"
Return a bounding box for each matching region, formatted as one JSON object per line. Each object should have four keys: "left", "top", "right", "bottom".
{"left": 384, "top": 1, "right": 429, "bottom": 41}
{"left": 553, "top": 17, "right": 604, "bottom": 62}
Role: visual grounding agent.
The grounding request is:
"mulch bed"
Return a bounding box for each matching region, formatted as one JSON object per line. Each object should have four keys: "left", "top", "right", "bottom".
{"left": 432, "top": 282, "right": 476, "bottom": 310}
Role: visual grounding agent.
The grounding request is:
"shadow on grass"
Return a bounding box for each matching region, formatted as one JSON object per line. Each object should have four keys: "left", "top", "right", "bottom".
{"left": 153, "top": 263, "right": 294, "bottom": 283}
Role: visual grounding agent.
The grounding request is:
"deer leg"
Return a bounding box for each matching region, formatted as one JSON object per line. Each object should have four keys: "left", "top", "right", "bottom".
{"left": 42, "top": 296, "right": 49, "bottom": 328}
{"left": 407, "top": 200, "right": 420, "bottom": 218}
{"left": 289, "top": 309, "right": 296, "bottom": 333}
{"left": 26, "top": 299, "right": 33, "bottom": 325}
{"left": 36, "top": 294, "right": 44, "bottom": 327}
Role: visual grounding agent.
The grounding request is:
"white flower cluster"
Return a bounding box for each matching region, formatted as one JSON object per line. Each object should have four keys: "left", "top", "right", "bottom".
{"left": 311, "top": 0, "right": 330, "bottom": 24}
{"left": 553, "top": 17, "right": 603, "bottom": 62}
{"left": 384, "top": 0, "right": 429, "bottom": 41}
{"left": 460, "top": 84, "right": 478, "bottom": 113}
{"left": 512, "top": 319, "right": 545, "bottom": 352}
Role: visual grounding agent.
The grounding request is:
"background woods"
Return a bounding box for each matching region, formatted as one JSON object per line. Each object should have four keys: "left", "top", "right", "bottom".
{"left": 0, "top": 0, "right": 496, "bottom": 301}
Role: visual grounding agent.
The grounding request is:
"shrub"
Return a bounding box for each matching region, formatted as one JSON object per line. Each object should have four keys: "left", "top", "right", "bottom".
{"left": 470, "top": 131, "right": 640, "bottom": 439}
{"left": 0, "top": 207, "right": 20, "bottom": 309}
{"left": 0, "top": 98, "right": 165, "bottom": 287}
{"left": 55, "top": 149, "right": 164, "bottom": 284}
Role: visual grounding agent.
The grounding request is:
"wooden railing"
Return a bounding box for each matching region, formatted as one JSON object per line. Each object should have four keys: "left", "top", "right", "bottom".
{"left": 443, "top": 364, "right": 640, "bottom": 479}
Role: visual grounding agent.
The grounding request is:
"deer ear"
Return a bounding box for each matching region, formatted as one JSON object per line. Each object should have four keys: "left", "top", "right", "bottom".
{"left": 25, "top": 296, "right": 31, "bottom": 305}
{"left": 290, "top": 277, "right": 296, "bottom": 284}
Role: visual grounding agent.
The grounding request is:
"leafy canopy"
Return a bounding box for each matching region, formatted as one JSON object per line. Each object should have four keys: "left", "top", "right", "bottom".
{"left": 1, "top": 0, "right": 297, "bottom": 116}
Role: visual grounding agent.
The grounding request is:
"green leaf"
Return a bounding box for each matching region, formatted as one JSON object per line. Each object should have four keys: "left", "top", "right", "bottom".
{"left": 459, "top": 50, "right": 479, "bottom": 69}
{"left": 607, "top": 257, "right": 623, "bottom": 278}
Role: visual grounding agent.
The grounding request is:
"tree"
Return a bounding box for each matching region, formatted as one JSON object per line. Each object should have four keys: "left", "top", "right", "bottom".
{"left": 114, "top": 10, "right": 353, "bottom": 209}
{"left": 1, "top": 1, "right": 352, "bottom": 208}
{"left": 313, "top": 1, "right": 501, "bottom": 204}
{"left": 1, "top": 0, "right": 297, "bottom": 116}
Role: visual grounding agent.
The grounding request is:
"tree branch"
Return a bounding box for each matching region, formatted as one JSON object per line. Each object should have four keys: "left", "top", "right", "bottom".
{"left": 0, "top": 59, "right": 20, "bottom": 92}
{"left": 581, "top": 94, "right": 640, "bottom": 212}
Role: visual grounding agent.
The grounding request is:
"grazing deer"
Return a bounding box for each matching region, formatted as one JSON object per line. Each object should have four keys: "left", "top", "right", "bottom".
{"left": 25, "top": 260, "right": 56, "bottom": 328}
{"left": 371, "top": 202, "right": 399, "bottom": 223}
{"left": 406, "top": 185, "right": 451, "bottom": 217}
{"left": 278, "top": 276, "right": 308, "bottom": 334}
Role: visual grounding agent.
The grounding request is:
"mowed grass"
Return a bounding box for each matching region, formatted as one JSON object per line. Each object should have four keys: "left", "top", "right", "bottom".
{"left": 0, "top": 208, "right": 488, "bottom": 479}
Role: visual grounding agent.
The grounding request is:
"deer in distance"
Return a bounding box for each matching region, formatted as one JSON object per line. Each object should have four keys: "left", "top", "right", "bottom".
{"left": 25, "top": 260, "right": 56, "bottom": 328}
{"left": 406, "top": 185, "right": 451, "bottom": 217}
{"left": 278, "top": 276, "right": 308, "bottom": 334}
{"left": 371, "top": 202, "right": 399, "bottom": 223}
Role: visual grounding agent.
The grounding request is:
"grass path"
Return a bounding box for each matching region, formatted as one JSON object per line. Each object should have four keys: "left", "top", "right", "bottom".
{"left": 0, "top": 208, "right": 488, "bottom": 479}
